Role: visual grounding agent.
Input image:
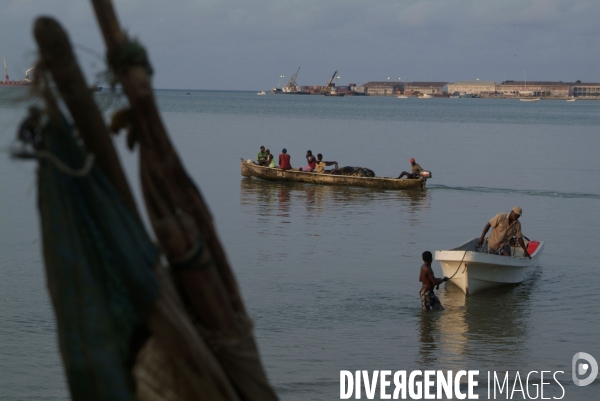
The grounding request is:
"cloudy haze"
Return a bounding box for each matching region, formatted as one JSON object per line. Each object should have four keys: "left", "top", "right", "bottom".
{"left": 1, "top": 0, "right": 598, "bottom": 90}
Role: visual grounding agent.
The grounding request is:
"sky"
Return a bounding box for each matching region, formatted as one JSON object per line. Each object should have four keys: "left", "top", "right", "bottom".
{"left": 0, "top": 0, "right": 598, "bottom": 91}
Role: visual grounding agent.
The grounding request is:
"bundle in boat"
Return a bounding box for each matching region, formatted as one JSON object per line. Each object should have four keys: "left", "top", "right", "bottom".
{"left": 329, "top": 166, "right": 376, "bottom": 177}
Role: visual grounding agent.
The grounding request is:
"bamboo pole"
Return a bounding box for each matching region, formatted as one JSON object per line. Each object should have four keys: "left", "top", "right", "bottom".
{"left": 33, "top": 17, "right": 242, "bottom": 400}
{"left": 88, "top": 1, "right": 278, "bottom": 399}
{"left": 88, "top": 0, "right": 246, "bottom": 314}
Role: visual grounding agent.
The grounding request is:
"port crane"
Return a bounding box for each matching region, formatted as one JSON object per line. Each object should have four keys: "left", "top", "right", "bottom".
{"left": 283, "top": 66, "right": 301, "bottom": 92}
{"left": 25, "top": 67, "right": 35, "bottom": 81}
{"left": 322, "top": 70, "right": 338, "bottom": 94}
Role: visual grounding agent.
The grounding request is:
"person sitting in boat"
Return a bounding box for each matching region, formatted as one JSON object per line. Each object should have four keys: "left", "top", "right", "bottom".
{"left": 278, "top": 148, "right": 292, "bottom": 170}
{"left": 265, "top": 149, "right": 276, "bottom": 168}
{"left": 477, "top": 206, "right": 531, "bottom": 258}
{"left": 419, "top": 251, "right": 449, "bottom": 311}
{"left": 256, "top": 146, "right": 268, "bottom": 166}
{"left": 315, "top": 153, "right": 338, "bottom": 174}
{"left": 299, "top": 150, "right": 317, "bottom": 172}
{"left": 397, "top": 157, "right": 423, "bottom": 179}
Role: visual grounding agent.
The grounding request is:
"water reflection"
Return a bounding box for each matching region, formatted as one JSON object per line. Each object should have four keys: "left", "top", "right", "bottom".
{"left": 240, "top": 177, "right": 430, "bottom": 219}
{"left": 417, "top": 271, "right": 538, "bottom": 370}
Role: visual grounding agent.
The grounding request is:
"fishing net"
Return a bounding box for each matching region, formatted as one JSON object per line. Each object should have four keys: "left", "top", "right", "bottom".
{"left": 35, "top": 115, "right": 160, "bottom": 400}
{"left": 30, "top": 111, "right": 270, "bottom": 401}
{"left": 27, "top": 13, "right": 278, "bottom": 401}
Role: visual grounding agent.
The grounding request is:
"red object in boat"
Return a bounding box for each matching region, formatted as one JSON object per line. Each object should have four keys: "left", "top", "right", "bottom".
{"left": 527, "top": 240, "right": 540, "bottom": 254}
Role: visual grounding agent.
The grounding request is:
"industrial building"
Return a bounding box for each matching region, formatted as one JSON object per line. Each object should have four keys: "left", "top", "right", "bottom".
{"left": 571, "top": 83, "right": 600, "bottom": 98}
{"left": 403, "top": 82, "right": 448, "bottom": 96}
{"left": 496, "top": 81, "right": 570, "bottom": 97}
{"left": 446, "top": 81, "right": 496, "bottom": 95}
{"left": 358, "top": 82, "right": 401, "bottom": 96}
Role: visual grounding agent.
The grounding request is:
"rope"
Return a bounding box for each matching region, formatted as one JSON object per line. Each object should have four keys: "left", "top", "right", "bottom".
{"left": 36, "top": 151, "right": 95, "bottom": 177}
{"left": 107, "top": 40, "right": 154, "bottom": 77}
{"left": 447, "top": 249, "right": 469, "bottom": 280}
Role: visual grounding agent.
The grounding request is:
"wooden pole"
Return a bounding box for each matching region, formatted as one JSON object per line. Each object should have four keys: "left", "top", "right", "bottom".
{"left": 89, "top": 0, "right": 246, "bottom": 316}
{"left": 33, "top": 17, "right": 138, "bottom": 215}
{"left": 87, "top": 1, "right": 278, "bottom": 398}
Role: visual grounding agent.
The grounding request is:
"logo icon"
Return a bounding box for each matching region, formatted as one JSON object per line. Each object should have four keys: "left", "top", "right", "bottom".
{"left": 572, "top": 352, "right": 598, "bottom": 386}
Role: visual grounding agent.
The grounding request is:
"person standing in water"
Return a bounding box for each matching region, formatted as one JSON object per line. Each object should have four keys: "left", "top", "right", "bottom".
{"left": 419, "top": 251, "right": 448, "bottom": 311}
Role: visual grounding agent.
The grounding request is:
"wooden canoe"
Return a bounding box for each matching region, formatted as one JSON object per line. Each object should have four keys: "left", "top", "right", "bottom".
{"left": 240, "top": 159, "right": 426, "bottom": 189}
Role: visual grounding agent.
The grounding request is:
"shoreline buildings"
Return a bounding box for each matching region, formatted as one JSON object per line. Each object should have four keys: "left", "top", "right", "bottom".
{"left": 353, "top": 80, "right": 600, "bottom": 98}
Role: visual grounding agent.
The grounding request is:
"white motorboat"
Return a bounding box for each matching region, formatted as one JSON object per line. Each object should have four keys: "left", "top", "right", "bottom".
{"left": 397, "top": 95, "right": 409, "bottom": 99}
{"left": 257, "top": 91, "right": 267, "bottom": 95}
{"left": 519, "top": 97, "right": 540, "bottom": 102}
{"left": 420, "top": 94, "right": 433, "bottom": 99}
{"left": 435, "top": 237, "right": 544, "bottom": 295}
{"left": 567, "top": 97, "right": 577, "bottom": 102}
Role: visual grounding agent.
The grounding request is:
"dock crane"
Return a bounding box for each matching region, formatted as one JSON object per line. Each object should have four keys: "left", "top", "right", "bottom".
{"left": 3, "top": 57, "right": 8, "bottom": 82}
{"left": 283, "top": 66, "right": 301, "bottom": 92}
{"left": 322, "top": 70, "right": 338, "bottom": 94}
{"left": 25, "top": 67, "right": 35, "bottom": 81}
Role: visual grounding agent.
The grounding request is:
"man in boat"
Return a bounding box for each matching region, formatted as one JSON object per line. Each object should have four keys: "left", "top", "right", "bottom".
{"left": 299, "top": 150, "right": 317, "bottom": 172}
{"left": 419, "top": 251, "right": 449, "bottom": 311}
{"left": 278, "top": 148, "right": 292, "bottom": 170}
{"left": 256, "top": 146, "right": 268, "bottom": 166}
{"left": 477, "top": 206, "right": 531, "bottom": 258}
{"left": 397, "top": 157, "right": 423, "bottom": 179}
{"left": 315, "top": 153, "right": 338, "bottom": 174}
{"left": 265, "top": 149, "right": 276, "bottom": 168}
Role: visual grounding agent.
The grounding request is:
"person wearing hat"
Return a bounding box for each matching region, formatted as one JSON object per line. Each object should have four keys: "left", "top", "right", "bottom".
{"left": 477, "top": 206, "right": 531, "bottom": 258}
{"left": 397, "top": 157, "right": 423, "bottom": 179}
{"left": 278, "top": 148, "right": 292, "bottom": 170}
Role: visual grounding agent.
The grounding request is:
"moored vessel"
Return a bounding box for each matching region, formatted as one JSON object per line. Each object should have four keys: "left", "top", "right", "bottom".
{"left": 435, "top": 237, "right": 544, "bottom": 295}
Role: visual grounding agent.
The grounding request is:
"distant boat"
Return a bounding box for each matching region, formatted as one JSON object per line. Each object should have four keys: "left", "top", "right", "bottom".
{"left": 257, "top": 91, "right": 266, "bottom": 95}
{"left": 566, "top": 97, "right": 577, "bottom": 102}
{"left": 240, "top": 159, "right": 427, "bottom": 190}
{"left": 324, "top": 87, "right": 344, "bottom": 97}
{"left": 397, "top": 95, "right": 409, "bottom": 99}
{"left": 519, "top": 97, "right": 540, "bottom": 102}
{"left": 420, "top": 94, "right": 433, "bottom": 99}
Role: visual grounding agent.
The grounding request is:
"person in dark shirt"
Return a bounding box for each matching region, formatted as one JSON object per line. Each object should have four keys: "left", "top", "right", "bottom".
{"left": 397, "top": 157, "right": 423, "bottom": 179}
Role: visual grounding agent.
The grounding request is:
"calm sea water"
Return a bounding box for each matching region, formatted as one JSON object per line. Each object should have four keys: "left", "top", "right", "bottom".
{"left": 1, "top": 88, "right": 599, "bottom": 400}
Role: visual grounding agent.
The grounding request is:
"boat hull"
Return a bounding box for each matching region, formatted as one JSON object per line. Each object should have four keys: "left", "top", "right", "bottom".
{"left": 240, "top": 159, "right": 426, "bottom": 189}
{"left": 435, "top": 237, "right": 544, "bottom": 294}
